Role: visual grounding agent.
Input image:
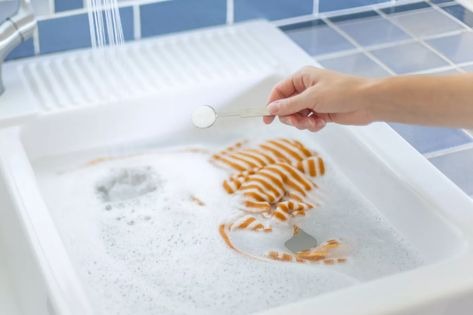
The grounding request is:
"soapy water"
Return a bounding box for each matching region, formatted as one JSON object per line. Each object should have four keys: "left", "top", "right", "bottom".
{"left": 37, "top": 146, "right": 423, "bottom": 315}
{"left": 95, "top": 166, "right": 161, "bottom": 203}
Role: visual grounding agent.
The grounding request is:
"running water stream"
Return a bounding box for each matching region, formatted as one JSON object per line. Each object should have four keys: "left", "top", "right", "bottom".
{"left": 86, "top": 0, "right": 125, "bottom": 48}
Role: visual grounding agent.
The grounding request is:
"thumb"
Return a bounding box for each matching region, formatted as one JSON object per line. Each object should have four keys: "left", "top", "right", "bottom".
{"left": 267, "top": 89, "right": 314, "bottom": 116}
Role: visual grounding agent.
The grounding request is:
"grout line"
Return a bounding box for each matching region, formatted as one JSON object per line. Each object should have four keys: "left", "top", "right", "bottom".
{"left": 457, "top": 60, "right": 473, "bottom": 68}
{"left": 49, "top": 0, "right": 55, "bottom": 15}
{"left": 335, "top": 37, "right": 417, "bottom": 52}
{"left": 226, "top": 0, "right": 234, "bottom": 24}
{"left": 424, "top": 141, "right": 473, "bottom": 159}
{"left": 322, "top": 17, "right": 396, "bottom": 75}
{"left": 462, "top": 128, "right": 473, "bottom": 139}
{"left": 133, "top": 5, "right": 141, "bottom": 40}
{"left": 313, "top": 0, "right": 319, "bottom": 15}
{"left": 314, "top": 49, "right": 364, "bottom": 61}
{"left": 33, "top": 27, "right": 40, "bottom": 55}
{"left": 420, "top": 28, "right": 470, "bottom": 40}
{"left": 375, "top": 7, "right": 461, "bottom": 72}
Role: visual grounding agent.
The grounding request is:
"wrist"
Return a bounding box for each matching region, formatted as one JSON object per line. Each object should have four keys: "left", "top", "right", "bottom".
{"left": 348, "top": 78, "right": 384, "bottom": 122}
{"left": 353, "top": 77, "right": 385, "bottom": 123}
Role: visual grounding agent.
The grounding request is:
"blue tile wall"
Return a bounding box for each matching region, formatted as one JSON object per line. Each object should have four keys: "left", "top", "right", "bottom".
{"left": 320, "top": 0, "right": 389, "bottom": 12}
{"left": 5, "top": 38, "right": 35, "bottom": 61}
{"left": 140, "top": 0, "right": 226, "bottom": 38}
{"left": 5, "top": 0, "right": 451, "bottom": 60}
{"left": 54, "top": 0, "right": 83, "bottom": 13}
{"left": 119, "top": 6, "right": 135, "bottom": 42}
{"left": 38, "top": 7, "right": 133, "bottom": 54}
{"left": 38, "top": 13, "right": 91, "bottom": 54}
{"left": 234, "top": 0, "right": 313, "bottom": 22}
{"left": 4, "top": 0, "right": 473, "bottom": 63}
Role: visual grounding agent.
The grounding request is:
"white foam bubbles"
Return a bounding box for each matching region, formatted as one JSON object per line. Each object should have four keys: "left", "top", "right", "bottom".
{"left": 37, "top": 146, "right": 422, "bottom": 315}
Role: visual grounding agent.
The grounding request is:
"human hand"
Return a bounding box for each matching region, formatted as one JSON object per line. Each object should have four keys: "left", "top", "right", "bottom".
{"left": 264, "top": 66, "right": 376, "bottom": 131}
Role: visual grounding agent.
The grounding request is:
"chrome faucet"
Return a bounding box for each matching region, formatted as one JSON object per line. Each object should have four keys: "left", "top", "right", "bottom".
{"left": 0, "top": 0, "right": 36, "bottom": 95}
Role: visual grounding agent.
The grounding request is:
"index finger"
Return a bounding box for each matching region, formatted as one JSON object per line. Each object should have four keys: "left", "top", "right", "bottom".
{"left": 268, "top": 78, "right": 298, "bottom": 103}
{"left": 267, "top": 66, "right": 319, "bottom": 104}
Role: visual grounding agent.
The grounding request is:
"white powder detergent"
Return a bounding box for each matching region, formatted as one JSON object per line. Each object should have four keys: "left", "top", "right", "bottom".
{"left": 192, "top": 105, "right": 217, "bottom": 129}
{"left": 37, "top": 141, "right": 423, "bottom": 315}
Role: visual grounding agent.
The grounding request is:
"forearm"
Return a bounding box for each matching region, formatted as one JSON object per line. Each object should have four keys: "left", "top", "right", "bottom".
{"left": 362, "top": 74, "right": 473, "bottom": 128}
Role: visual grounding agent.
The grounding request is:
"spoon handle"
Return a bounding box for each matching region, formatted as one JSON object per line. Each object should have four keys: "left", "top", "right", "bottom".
{"left": 219, "top": 107, "right": 270, "bottom": 118}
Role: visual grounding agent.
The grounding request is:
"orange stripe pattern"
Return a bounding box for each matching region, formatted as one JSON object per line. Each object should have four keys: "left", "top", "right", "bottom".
{"left": 266, "top": 239, "right": 346, "bottom": 264}
{"left": 213, "top": 138, "right": 347, "bottom": 265}
{"left": 212, "top": 138, "right": 323, "bottom": 222}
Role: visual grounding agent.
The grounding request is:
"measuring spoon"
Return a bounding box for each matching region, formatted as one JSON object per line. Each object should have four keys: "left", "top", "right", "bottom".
{"left": 192, "top": 105, "right": 271, "bottom": 129}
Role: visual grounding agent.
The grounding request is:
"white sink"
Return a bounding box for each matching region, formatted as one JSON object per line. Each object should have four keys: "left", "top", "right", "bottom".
{"left": 1, "top": 21, "right": 473, "bottom": 315}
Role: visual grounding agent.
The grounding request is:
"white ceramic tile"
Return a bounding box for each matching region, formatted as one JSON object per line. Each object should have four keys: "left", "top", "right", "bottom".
{"left": 429, "top": 148, "right": 473, "bottom": 196}
{"left": 390, "top": 123, "right": 473, "bottom": 154}
{"left": 390, "top": 8, "right": 465, "bottom": 37}
{"left": 285, "top": 25, "right": 355, "bottom": 56}
{"left": 427, "top": 32, "right": 473, "bottom": 64}
{"left": 336, "top": 16, "right": 411, "bottom": 47}
{"left": 318, "top": 52, "right": 390, "bottom": 77}
{"left": 370, "top": 42, "right": 448, "bottom": 74}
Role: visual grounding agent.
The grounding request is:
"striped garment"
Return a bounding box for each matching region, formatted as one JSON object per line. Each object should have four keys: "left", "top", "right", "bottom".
{"left": 212, "top": 138, "right": 324, "bottom": 221}
{"left": 266, "top": 239, "right": 347, "bottom": 264}
{"left": 214, "top": 138, "right": 347, "bottom": 265}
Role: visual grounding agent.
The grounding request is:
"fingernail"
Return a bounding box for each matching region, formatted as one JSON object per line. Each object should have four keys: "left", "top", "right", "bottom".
{"left": 267, "top": 101, "right": 281, "bottom": 114}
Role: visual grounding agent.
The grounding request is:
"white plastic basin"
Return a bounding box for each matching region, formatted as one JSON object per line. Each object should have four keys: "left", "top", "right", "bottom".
{"left": 1, "top": 21, "right": 473, "bottom": 315}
